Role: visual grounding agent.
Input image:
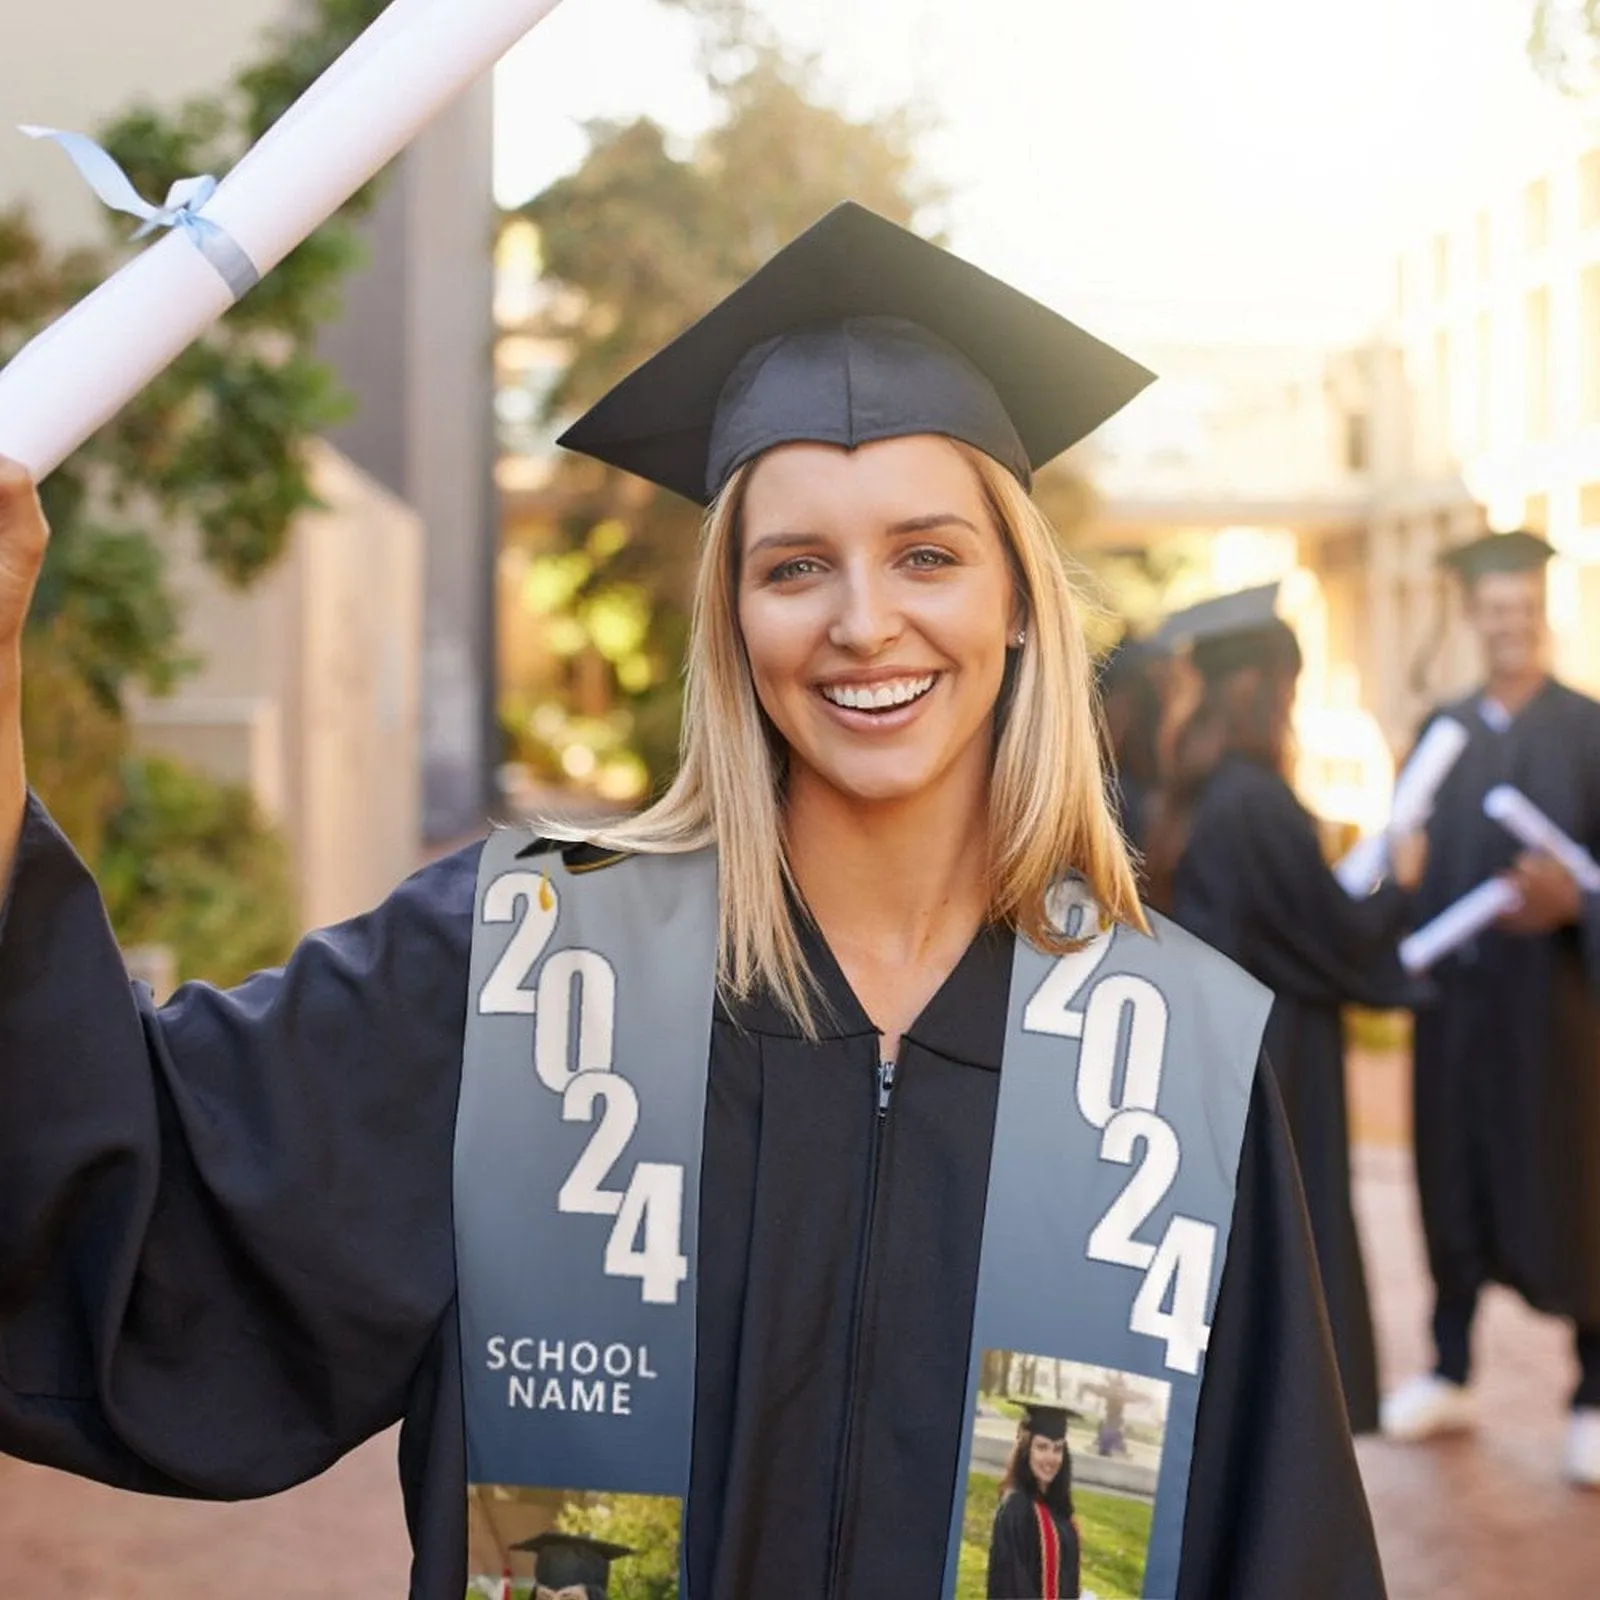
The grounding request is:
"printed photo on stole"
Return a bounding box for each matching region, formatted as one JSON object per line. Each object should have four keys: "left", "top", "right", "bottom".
{"left": 955, "top": 1348, "right": 1170, "bottom": 1600}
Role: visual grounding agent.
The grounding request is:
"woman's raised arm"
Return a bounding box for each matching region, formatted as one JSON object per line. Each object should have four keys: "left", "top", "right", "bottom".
{"left": 0, "top": 458, "right": 48, "bottom": 894}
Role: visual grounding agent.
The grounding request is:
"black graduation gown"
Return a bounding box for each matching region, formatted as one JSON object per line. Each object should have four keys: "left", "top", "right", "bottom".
{"left": 0, "top": 795, "right": 1385, "bottom": 1599}
{"left": 1411, "top": 682, "right": 1600, "bottom": 1326}
{"left": 1170, "top": 754, "right": 1414, "bottom": 1435}
{"left": 987, "top": 1488, "right": 1080, "bottom": 1599}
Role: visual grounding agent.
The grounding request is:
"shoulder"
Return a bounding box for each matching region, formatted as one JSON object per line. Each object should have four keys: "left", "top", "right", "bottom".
{"left": 1135, "top": 908, "right": 1273, "bottom": 1013}
{"left": 1543, "top": 679, "right": 1600, "bottom": 726}
{"left": 1195, "top": 757, "right": 1306, "bottom": 832}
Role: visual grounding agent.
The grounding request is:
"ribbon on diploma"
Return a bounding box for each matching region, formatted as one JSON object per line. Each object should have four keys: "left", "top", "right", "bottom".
{"left": 22, "top": 128, "right": 261, "bottom": 300}
{"left": 0, "top": 0, "right": 570, "bottom": 481}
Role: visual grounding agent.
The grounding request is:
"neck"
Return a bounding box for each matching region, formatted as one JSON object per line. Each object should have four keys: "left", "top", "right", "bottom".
{"left": 1486, "top": 667, "right": 1547, "bottom": 715}
{"left": 784, "top": 757, "right": 991, "bottom": 967}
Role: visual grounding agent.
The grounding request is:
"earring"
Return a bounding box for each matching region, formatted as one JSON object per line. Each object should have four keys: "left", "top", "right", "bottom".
{"left": 1010, "top": 627, "right": 1027, "bottom": 649}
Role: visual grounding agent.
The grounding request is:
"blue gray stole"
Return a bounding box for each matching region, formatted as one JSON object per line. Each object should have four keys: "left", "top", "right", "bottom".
{"left": 455, "top": 836, "right": 1269, "bottom": 1598}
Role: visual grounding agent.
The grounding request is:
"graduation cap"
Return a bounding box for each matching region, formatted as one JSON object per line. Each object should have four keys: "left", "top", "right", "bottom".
{"left": 1097, "top": 632, "right": 1167, "bottom": 685}
{"left": 557, "top": 202, "right": 1156, "bottom": 506}
{"left": 1439, "top": 528, "right": 1555, "bottom": 583}
{"left": 1012, "top": 1399, "right": 1082, "bottom": 1440}
{"left": 1154, "top": 582, "right": 1301, "bottom": 680}
{"left": 510, "top": 1532, "right": 634, "bottom": 1593}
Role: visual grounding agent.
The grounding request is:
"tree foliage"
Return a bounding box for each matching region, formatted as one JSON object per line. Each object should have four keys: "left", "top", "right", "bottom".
{"left": 502, "top": 3, "right": 938, "bottom": 794}
{"left": 3, "top": 0, "right": 392, "bottom": 967}
{"left": 1529, "top": 0, "right": 1600, "bottom": 93}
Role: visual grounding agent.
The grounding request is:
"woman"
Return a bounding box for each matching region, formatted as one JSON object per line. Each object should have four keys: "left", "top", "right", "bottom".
{"left": 1097, "top": 634, "right": 1164, "bottom": 853}
{"left": 0, "top": 206, "right": 1383, "bottom": 1596}
{"left": 1144, "top": 587, "right": 1422, "bottom": 1436}
{"left": 988, "top": 1404, "right": 1081, "bottom": 1600}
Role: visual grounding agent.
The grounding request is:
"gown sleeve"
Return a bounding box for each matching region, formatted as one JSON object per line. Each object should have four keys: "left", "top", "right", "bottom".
{"left": 987, "top": 1488, "right": 1041, "bottom": 1598}
{"left": 1177, "top": 1056, "right": 1386, "bottom": 1599}
{"left": 0, "top": 792, "right": 474, "bottom": 1499}
{"left": 1205, "top": 767, "right": 1415, "bottom": 1010}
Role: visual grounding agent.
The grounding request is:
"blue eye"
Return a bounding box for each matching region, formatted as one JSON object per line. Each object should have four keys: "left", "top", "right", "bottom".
{"left": 766, "top": 555, "right": 826, "bottom": 583}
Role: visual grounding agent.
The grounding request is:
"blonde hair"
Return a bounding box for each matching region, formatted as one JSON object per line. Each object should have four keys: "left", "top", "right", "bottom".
{"left": 560, "top": 441, "right": 1147, "bottom": 1030}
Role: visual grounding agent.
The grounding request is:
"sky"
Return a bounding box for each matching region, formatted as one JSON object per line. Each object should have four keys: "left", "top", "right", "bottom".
{"left": 493, "top": 0, "right": 1597, "bottom": 346}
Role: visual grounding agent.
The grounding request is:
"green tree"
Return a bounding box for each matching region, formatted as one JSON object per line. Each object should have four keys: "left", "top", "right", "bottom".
{"left": 502, "top": 5, "right": 938, "bottom": 795}
{"left": 1530, "top": 0, "right": 1600, "bottom": 92}
{"left": 3, "top": 1, "right": 394, "bottom": 965}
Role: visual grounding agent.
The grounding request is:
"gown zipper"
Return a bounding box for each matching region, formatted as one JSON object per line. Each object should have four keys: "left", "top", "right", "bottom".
{"left": 825, "top": 1054, "right": 898, "bottom": 1595}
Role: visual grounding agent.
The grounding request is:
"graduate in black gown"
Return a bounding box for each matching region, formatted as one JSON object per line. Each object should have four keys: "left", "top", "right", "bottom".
{"left": 987, "top": 1403, "right": 1081, "bottom": 1599}
{"left": 1382, "top": 531, "right": 1600, "bottom": 1485}
{"left": 511, "top": 1531, "right": 632, "bottom": 1600}
{"left": 1097, "top": 634, "right": 1164, "bottom": 855}
{"left": 0, "top": 207, "right": 1386, "bottom": 1597}
{"left": 1144, "top": 586, "right": 1423, "bottom": 1435}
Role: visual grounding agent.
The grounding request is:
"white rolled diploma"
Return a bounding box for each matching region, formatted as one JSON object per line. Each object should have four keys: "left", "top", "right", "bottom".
{"left": 1333, "top": 716, "right": 1470, "bottom": 898}
{"left": 1399, "top": 877, "right": 1523, "bottom": 974}
{"left": 1483, "top": 785, "right": 1600, "bottom": 892}
{"left": 0, "top": 0, "right": 568, "bottom": 480}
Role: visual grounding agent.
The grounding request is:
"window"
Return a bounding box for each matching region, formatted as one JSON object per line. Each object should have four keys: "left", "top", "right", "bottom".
{"left": 1525, "top": 178, "right": 1551, "bottom": 253}
{"left": 1343, "top": 411, "right": 1370, "bottom": 473}
{"left": 1584, "top": 265, "right": 1600, "bottom": 423}
{"left": 1582, "top": 150, "right": 1600, "bottom": 228}
{"left": 1526, "top": 288, "right": 1551, "bottom": 438}
{"left": 1435, "top": 329, "right": 1453, "bottom": 448}
{"left": 1525, "top": 492, "right": 1550, "bottom": 533}
{"left": 1475, "top": 312, "right": 1493, "bottom": 450}
{"left": 1581, "top": 484, "right": 1600, "bottom": 529}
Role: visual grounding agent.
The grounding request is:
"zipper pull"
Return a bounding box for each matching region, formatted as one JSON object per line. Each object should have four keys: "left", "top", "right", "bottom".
{"left": 876, "top": 1058, "right": 896, "bottom": 1118}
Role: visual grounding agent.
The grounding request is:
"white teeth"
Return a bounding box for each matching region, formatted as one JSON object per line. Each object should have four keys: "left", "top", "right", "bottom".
{"left": 820, "top": 674, "right": 936, "bottom": 711}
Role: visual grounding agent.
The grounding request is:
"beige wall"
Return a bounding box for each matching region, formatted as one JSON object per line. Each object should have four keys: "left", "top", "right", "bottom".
{"left": 132, "top": 441, "right": 423, "bottom": 932}
{"left": 0, "top": 0, "right": 290, "bottom": 244}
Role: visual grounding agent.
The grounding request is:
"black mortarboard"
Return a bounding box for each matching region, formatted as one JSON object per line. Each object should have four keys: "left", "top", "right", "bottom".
{"left": 511, "top": 1532, "right": 633, "bottom": 1590}
{"left": 1097, "top": 633, "right": 1167, "bottom": 684}
{"left": 1017, "top": 1401, "right": 1079, "bottom": 1441}
{"left": 1155, "top": 582, "right": 1301, "bottom": 679}
{"left": 557, "top": 202, "right": 1155, "bottom": 506}
{"left": 1439, "top": 529, "right": 1555, "bottom": 582}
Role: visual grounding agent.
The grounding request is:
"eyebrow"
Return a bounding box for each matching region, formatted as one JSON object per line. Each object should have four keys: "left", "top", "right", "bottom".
{"left": 746, "top": 513, "right": 983, "bottom": 557}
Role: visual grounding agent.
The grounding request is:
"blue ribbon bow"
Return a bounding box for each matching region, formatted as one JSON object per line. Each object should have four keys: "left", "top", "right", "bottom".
{"left": 21, "top": 125, "right": 260, "bottom": 300}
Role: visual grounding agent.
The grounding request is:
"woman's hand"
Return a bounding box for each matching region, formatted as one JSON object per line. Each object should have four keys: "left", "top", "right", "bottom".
{"left": 1388, "top": 829, "right": 1428, "bottom": 893}
{"left": 0, "top": 456, "right": 49, "bottom": 650}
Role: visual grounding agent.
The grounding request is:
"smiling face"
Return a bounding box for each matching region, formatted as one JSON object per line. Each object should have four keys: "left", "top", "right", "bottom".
{"left": 736, "top": 435, "right": 1021, "bottom": 810}
{"left": 1464, "top": 568, "right": 1548, "bottom": 683}
{"left": 1028, "top": 1432, "right": 1066, "bottom": 1489}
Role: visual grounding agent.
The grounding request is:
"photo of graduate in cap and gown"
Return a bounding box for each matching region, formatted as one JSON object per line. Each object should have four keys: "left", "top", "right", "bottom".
{"left": 511, "top": 1532, "right": 633, "bottom": 1600}
{"left": 1143, "top": 583, "right": 1424, "bottom": 1436}
{"left": 986, "top": 1402, "right": 1082, "bottom": 1600}
{"left": 1382, "top": 529, "right": 1600, "bottom": 1486}
{"left": 0, "top": 205, "right": 1385, "bottom": 1598}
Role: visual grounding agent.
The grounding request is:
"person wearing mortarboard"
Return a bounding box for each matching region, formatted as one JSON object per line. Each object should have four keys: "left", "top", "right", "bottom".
{"left": 1095, "top": 633, "right": 1166, "bottom": 855}
{"left": 987, "top": 1401, "right": 1081, "bottom": 1599}
{"left": 510, "top": 1531, "right": 633, "bottom": 1600}
{"left": 1142, "top": 583, "right": 1427, "bottom": 1436}
{"left": 1381, "top": 530, "right": 1600, "bottom": 1484}
{"left": 0, "top": 206, "right": 1385, "bottom": 1596}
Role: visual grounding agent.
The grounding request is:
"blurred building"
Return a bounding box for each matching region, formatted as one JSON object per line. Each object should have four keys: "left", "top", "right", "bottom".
{"left": 0, "top": 0, "right": 499, "bottom": 918}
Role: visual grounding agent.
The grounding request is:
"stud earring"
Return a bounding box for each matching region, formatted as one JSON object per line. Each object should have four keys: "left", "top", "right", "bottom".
{"left": 1010, "top": 627, "right": 1027, "bottom": 649}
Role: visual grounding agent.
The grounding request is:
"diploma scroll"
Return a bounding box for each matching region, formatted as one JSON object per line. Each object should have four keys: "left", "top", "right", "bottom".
{"left": 1483, "top": 786, "right": 1600, "bottom": 893}
{"left": 0, "top": 0, "right": 568, "bottom": 479}
{"left": 1334, "top": 717, "right": 1469, "bottom": 898}
{"left": 1399, "top": 878, "right": 1523, "bottom": 974}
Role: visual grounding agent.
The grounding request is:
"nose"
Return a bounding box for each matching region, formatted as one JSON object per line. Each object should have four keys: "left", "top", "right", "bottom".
{"left": 826, "top": 559, "right": 902, "bottom": 656}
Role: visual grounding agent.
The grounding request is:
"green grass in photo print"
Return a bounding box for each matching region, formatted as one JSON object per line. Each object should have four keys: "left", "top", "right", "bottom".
{"left": 956, "top": 1470, "right": 1153, "bottom": 1598}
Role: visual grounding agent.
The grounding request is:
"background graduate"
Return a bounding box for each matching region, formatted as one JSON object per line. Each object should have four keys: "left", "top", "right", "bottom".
{"left": 0, "top": 206, "right": 1385, "bottom": 1596}
{"left": 1144, "top": 585, "right": 1424, "bottom": 1435}
{"left": 1383, "top": 530, "right": 1600, "bottom": 1486}
{"left": 987, "top": 1403, "right": 1081, "bottom": 1600}
{"left": 1096, "top": 633, "right": 1164, "bottom": 854}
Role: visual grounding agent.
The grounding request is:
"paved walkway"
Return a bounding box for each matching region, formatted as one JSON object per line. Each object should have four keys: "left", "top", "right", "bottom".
{"left": 2, "top": 1052, "right": 1595, "bottom": 1595}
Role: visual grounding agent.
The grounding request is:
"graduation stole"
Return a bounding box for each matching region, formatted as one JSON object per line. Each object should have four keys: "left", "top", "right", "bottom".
{"left": 455, "top": 833, "right": 1269, "bottom": 1598}
{"left": 1034, "top": 1503, "right": 1063, "bottom": 1599}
